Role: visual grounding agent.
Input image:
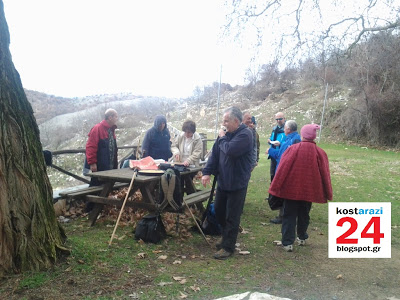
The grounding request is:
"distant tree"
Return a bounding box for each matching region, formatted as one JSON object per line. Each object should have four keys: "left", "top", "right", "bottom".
{"left": 338, "top": 32, "right": 400, "bottom": 145}
{"left": 192, "top": 86, "right": 203, "bottom": 102}
{"left": 0, "top": 1, "right": 67, "bottom": 276}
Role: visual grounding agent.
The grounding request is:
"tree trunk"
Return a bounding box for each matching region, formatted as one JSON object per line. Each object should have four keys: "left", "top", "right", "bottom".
{"left": 0, "top": 1, "right": 67, "bottom": 276}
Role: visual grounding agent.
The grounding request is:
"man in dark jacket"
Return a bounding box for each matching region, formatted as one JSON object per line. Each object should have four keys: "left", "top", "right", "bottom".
{"left": 243, "top": 111, "right": 257, "bottom": 170}
{"left": 142, "top": 115, "right": 172, "bottom": 161}
{"left": 85, "top": 108, "right": 118, "bottom": 187}
{"left": 202, "top": 107, "right": 253, "bottom": 260}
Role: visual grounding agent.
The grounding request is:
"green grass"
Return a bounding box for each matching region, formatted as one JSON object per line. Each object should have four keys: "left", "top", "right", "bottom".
{"left": 19, "top": 272, "right": 52, "bottom": 289}
{"left": 2, "top": 142, "right": 399, "bottom": 300}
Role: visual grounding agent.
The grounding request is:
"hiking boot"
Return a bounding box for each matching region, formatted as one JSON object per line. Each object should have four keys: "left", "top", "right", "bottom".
{"left": 296, "top": 237, "right": 306, "bottom": 246}
{"left": 213, "top": 249, "right": 233, "bottom": 260}
{"left": 270, "top": 216, "right": 282, "bottom": 224}
{"left": 282, "top": 244, "right": 293, "bottom": 252}
{"left": 215, "top": 238, "right": 223, "bottom": 250}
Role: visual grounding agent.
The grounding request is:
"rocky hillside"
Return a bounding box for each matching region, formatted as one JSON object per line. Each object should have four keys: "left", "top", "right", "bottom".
{"left": 25, "top": 82, "right": 355, "bottom": 190}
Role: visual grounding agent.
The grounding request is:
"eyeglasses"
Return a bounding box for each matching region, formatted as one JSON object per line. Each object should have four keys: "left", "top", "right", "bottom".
{"left": 275, "top": 118, "right": 284, "bottom": 121}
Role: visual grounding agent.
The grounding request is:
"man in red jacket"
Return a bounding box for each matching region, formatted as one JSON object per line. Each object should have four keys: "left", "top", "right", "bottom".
{"left": 85, "top": 109, "right": 119, "bottom": 187}
{"left": 268, "top": 124, "right": 333, "bottom": 252}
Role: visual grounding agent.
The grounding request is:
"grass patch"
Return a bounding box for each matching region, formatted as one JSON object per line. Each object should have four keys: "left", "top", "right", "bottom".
{"left": 1, "top": 142, "right": 399, "bottom": 300}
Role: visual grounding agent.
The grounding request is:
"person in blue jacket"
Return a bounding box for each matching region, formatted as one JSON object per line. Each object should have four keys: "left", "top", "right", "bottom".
{"left": 266, "top": 120, "right": 301, "bottom": 224}
{"left": 142, "top": 115, "right": 172, "bottom": 161}
{"left": 267, "top": 112, "right": 286, "bottom": 181}
{"left": 202, "top": 107, "right": 253, "bottom": 260}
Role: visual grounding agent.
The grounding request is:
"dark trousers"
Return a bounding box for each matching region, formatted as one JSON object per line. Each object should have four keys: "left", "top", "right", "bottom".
{"left": 269, "top": 158, "right": 283, "bottom": 217}
{"left": 214, "top": 186, "right": 248, "bottom": 253}
{"left": 270, "top": 158, "right": 277, "bottom": 182}
{"left": 281, "top": 199, "right": 312, "bottom": 246}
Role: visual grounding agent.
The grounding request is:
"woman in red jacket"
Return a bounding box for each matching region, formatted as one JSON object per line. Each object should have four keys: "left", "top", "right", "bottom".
{"left": 268, "top": 124, "right": 333, "bottom": 252}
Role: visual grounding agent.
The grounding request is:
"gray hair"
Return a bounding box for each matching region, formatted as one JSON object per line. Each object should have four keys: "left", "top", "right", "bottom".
{"left": 285, "top": 120, "right": 297, "bottom": 131}
{"left": 224, "top": 106, "right": 243, "bottom": 123}
{"left": 104, "top": 108, "right": 117, "bottom": 120}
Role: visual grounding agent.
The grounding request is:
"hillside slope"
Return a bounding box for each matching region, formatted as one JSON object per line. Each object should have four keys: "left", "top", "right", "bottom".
{"left": 25, "top": 84, "right": 356, "bottom": 189}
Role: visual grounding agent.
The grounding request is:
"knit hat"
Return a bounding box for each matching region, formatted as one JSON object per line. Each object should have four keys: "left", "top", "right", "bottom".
{"left": 301, "top": 124, "right": 320, "bottom": 140}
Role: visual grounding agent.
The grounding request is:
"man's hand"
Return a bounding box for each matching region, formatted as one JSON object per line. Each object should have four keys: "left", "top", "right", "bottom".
{"left": 175, "top": 154, "right": 180, "bottom": 162}
{"left": 201, "top": 175, "right": 211, "bottom": 187}
{"left": 218, "top": 129, "right": 226, "bottom": 138}
{"left": 90, "top": 163, "right": 97, "bottom": 172}
{"left": 183, "top": 160, "right": 190, "bottom": 167}
{"left": 265, "top": 148, "right": 270, "bottom": 155}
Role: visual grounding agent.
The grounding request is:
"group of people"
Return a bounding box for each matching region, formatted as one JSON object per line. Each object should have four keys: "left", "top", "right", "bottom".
{"left": 201, "top": 108, "right": 332, "bottom": 259}
{"left": 84, "top": 107, "right": 332, "bottom": 260}
{"left": 84, "top": 110, "right": 204, "bottom": 187}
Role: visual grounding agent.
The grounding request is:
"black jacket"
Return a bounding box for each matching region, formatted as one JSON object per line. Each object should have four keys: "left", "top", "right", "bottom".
{"left": 203, "top": 124, "right": 253, "bottom": 191}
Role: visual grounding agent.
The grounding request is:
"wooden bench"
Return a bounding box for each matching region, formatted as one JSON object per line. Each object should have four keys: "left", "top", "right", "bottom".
{"left": 182, "top": 188, "right": 211, "bottom": 206}
{"left": 85, "top": 188, "right": 211, "bottom": 212}
{"left": 58, "top": 182, "right": 129, "bottom": 201}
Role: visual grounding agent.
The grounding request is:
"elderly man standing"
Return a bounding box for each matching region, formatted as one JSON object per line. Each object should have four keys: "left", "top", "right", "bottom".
{"left": 266, "top": 119, "right": 301, "bottom": 224}
{"left": 269, "top": 124, "right": 333, "bottom": 252}
{"left": 202, "top": 107, "right": 253, "bottom": 260}
{"left": 243, "top": 111, "right": 258, "bottom": 170}
{"left": 266, "top": 112, "right": 286, "bottom": 223}
{"left": 251, "top": 116, "right": 260, "bottom": 163}
{"left": 85, "top": 108, "right": 119, "bottom": 187}
{"left": 268, "top": 112, "right": 286, "bottom": 181}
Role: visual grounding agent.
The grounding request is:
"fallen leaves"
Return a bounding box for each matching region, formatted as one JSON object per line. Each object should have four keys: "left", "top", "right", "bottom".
{"left": 173, "top": 276, "right": 187, "bottom": 284}
{"left": 158, "top": 281, "right": 173, "bottom": 286}
{"left": 173, "top": 260, "right": 182, "bottom": 264}
{"left": 190, "top": 285, "right": 201, "bottom": 292}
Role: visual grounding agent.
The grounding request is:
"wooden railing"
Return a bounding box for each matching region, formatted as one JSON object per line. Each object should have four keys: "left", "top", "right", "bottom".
{"left": 47, "top": 136, "right": 214, "bottom": 184}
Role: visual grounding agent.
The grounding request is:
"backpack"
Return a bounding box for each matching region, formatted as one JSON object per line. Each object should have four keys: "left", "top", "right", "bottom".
{"left": 201, "top": 203, "right": 222, "bottom": 235}
{"left": 158, "top": 168, "right": 183, "bottom": 211}
{"left": 134, "top": 214, "right": 166, "bottom": 243}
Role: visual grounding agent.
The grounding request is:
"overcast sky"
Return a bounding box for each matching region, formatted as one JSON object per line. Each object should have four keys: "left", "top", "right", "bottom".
{"left": 3, "top": 0, "right": 252, "bottom": 98}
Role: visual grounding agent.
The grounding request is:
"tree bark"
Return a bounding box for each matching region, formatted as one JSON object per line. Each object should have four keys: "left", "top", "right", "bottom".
{"left": 0, "top": 1, "right": 67, "bottom": 276}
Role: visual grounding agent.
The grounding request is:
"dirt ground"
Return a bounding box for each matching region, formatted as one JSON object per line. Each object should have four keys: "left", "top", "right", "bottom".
{"left": 1, "top": 199, "right": 400, "bottom": 300}
{"left": 1, "top": 228, "right": 399, "bottom": 299}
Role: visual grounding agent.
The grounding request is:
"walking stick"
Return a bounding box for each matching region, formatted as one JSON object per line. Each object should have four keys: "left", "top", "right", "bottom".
{"left": 108, "top": 168, "right": 138, "bottom": 246}
{"left": 182, "top": 198, "right": 212, "bottom": 247}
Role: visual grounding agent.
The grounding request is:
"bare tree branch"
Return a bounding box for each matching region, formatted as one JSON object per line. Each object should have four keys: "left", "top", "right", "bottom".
{"left": 348, "top": 19, "right": 400, "bottom": 54}
{"left": 223, "top": 0, "right": 400, "bottom": 65}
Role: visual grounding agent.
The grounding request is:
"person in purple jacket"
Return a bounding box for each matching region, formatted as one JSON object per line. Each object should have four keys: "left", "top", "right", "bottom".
{"left": 202, "top": 107, "right": 253, "bottom": 260}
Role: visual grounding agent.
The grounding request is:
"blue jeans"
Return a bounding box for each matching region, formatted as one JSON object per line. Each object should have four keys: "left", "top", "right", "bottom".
{"left": 214, "top": 186, "right": 248, "bottom": 253}
{"left": 281, "top": 199, "right": 312, "bottom": 246}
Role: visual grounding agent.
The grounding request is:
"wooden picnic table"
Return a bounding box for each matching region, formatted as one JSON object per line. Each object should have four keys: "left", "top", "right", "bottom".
{"left": 86, "top": 167, "right": 208, "bottom": 226}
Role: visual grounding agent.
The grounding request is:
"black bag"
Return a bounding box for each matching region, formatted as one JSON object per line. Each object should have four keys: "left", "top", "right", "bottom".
{"left": 158, "top": 163, "right": 172, "bottom": 170}
{"left": 134, "top": 214, "right": 166, "bottom": 243}
{"left": 268, "top": 194, "right": 284, "bottom": 210}
{"left": 158, "top": 168, "right": 183, "bottom": 211}
{"left": 173, "top": 165, "right": 189, "bottom": 172}
{"left": 201, "top": 202, "right": 222, "bottom": 235}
